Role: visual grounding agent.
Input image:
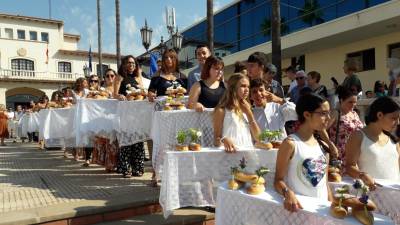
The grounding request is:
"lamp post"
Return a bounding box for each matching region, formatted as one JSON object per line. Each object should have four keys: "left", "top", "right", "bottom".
{"left": 140, "top": 19, "right": 152, "bottom": 52}
{"left": 171, "top": 28, "right": 183, "bottom": 53}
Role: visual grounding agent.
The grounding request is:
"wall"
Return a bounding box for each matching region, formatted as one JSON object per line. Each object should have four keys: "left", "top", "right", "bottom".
{"left": 306, "top": 31, "right": 400, "bottom": 91}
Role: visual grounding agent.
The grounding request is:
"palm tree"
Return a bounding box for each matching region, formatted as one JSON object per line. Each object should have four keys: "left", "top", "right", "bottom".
{"left": 260, "top": 17, "right": 289, "bottom": 37}
{"left": 298, "top": 0, "right": 324, "bottom": 27}
{"left": 271, "top": 0, "right": 282, "bottom": 84}
{"left": 115, "top": 0, "right": 121, "bottom": 68}
{"left": 207, "top": 0, "right": 214, "bottom": 54}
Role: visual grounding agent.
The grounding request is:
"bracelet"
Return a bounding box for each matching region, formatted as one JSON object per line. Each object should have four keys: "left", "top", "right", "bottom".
{"left": 220, "top": 137, "right": 226, "bottom": 144}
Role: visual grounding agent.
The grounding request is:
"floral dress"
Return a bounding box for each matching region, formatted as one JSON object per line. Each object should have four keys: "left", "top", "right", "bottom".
{"left": 328, "top": 110, "right": 363, "bottom": 161}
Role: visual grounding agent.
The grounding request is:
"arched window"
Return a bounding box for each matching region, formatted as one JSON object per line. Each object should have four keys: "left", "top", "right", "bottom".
{"left": 58, "top": 61, "right": 72, "bottom": 73}
{"left": 11, "top": 58, "right": 34, "bottom": 71}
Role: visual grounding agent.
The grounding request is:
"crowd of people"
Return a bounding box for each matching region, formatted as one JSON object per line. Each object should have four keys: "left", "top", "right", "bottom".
{"left": 1, "top": 45, "right": 399, "bottom": 214}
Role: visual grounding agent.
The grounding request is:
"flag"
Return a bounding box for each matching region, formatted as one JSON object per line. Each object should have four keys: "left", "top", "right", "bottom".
{"left": 149, "top": 53, "right": 158, "bottom": 77}
{"left": 88, "top": 45, "right": 93, "bottom": 72}
{"left": 45, "top": 43, "right": 49, "bottom": 64}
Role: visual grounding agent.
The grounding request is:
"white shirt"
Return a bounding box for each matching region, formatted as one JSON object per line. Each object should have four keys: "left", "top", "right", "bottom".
{"left": 222, "top": 109, "right": 253, "bottom": 148}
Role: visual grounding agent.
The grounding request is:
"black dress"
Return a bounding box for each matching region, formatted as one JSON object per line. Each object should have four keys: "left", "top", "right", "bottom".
{"left": 198, "top": 80, "right": 225, "bottom": 108}
{"left": 148, "top": 73, "right": 187, "bottom": 96}
{"left": 116, "top": 76, "right": 145, "bottom": 176}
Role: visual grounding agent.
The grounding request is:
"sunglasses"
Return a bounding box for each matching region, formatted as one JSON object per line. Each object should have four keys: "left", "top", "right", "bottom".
{"left": 296, "top": 77, "right": 305, "bottom": 80}
{"left": 90, "top": 80, "right": 99, "bottom": 83}
{"left": 106, "top": 74, "right": 115, "bottom": 78}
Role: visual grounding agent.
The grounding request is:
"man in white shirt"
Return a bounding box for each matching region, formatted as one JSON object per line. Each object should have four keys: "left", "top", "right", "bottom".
{"left": 250, "top": 78, "right": 297, "bottom": 139}
{"left": 187, "top": 45, "right": 211, "bottom": 91}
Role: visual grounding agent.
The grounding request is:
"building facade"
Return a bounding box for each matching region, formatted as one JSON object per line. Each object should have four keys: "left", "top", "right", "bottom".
{"left": 0, "top": 13, "right": 118, "bottom": 108}
{"left": 180, "top": 0, "right": 400, "bottom": 92}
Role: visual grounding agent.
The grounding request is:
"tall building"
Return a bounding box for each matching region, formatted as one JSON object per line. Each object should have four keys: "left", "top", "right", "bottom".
{"left": 179, "top": 0, "right": 400, "bottom": 92}
{"left": 0, "top": 13, "right": 118, "bottom": 108}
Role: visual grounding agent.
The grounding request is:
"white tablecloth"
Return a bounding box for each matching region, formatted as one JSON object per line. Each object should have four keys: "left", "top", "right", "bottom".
{"left": 19, "top": 112, "right": 40, "bottom": 135}
{"left": 159, "top": 147, "right": 278, "bottom": 218}
{"left": 75, "top": 99, "right": 119, "bottom": 146}
{"left": 151, "top": 109, "right": 214, "bottom": 179}
{"left": 115, "top": 100, "right": 155, "bottom": 147}
{"left": 39, "top": 108, "right": 76, "bottom": 147}
{"left": 330, "top": 178, "right": 400, "bottom": 225}
{"left": 216, "top": 184, "right": 394, "bottom": 225}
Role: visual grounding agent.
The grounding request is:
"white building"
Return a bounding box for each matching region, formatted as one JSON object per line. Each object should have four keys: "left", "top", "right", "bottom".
{"left": 0, "top": 13, "right": 118, "bottom": 108}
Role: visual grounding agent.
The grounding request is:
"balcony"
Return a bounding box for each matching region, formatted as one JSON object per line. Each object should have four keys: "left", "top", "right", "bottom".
{"left": 0, "top": 68, "right": 83, "bottom": 82}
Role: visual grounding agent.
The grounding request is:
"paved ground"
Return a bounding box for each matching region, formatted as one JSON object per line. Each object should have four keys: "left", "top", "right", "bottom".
{"left": 0, "top": 141, "right": 158, "bottom": 215}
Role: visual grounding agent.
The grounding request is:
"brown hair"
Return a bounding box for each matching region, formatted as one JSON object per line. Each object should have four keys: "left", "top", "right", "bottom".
{"left": 215, "top": 73, "right": 249, "bottom": 116}
{"left": 307, "top": 71, "right": 321, "bottom": 83}
{"left": 201, "top": 56, "right": 224, "bottom": 80}
{"left": 161, "top": 49, "right": 180, "bottom": 74}
{"left": 74, "top": 77, "right": 87, "bottom": 92}
{"left": 344, "top": 58, "right": 358, "bottom": 72}
{"left": 118, "top": 55, "right": 140, "bottom": 78}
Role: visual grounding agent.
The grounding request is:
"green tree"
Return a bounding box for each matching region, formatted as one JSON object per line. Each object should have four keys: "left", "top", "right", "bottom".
{"left": 298, "top": 0, "right": 324, "bottom": 27}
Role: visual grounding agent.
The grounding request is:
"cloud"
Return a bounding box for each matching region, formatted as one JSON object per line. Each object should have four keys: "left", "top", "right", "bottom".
{"left": 214, "top": 0, "right": 222, "bottom": 11}
{"left": 66, "top": 28, "right": 79, "bottom": 35}
{"left": 120, "top": 15, "right": 143, "bottom": 56}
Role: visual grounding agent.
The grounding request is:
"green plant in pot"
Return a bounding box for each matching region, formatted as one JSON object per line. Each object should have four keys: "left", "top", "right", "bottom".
{"left": 188, "top": 128, "right": 202, "bottom": 151}
{"left": 175, "top": 130, "right": 188, "bottom": 151}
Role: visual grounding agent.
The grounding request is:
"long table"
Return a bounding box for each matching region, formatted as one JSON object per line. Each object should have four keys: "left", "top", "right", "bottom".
{"left": 216, "top": 183, "right": 394, "bottom": 225}
{"left": 159, "top": 147, "right": 278, "bottom": 218}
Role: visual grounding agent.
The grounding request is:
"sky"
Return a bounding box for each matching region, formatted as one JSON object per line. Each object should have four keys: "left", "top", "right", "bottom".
{"left": 1, "top": 0, "right": 233, "bottom": 56}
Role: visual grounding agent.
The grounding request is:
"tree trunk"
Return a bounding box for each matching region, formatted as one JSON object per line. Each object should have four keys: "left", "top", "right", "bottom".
{"left": 271, "top": 0, "right": 282, "bottom": 84}
{"left": 207, "top": 0, "right": 214, "bottom": 54}
{"left": 115, "top": 0, "right": 121, "bottom": 68}
{"left": 97, "top": 0, "right": 103, "bottom": 79}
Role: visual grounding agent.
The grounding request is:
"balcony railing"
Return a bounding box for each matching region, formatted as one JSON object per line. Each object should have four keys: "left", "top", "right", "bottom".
{"left": 0, "top": 69, "right": 83, "bottom": 82}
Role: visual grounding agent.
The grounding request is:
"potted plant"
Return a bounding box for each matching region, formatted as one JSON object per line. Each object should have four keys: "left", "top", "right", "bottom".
{"left": 257, "top": 129, "right": 281, "bottom": 149}
{"left": 175, "top": 130, "right": 188, "bottom": 151}
{"left": 330, "top": 185, "right": 349, "bottom": 219}
{"left": 188, "top": 128, "right": 202, "bottom": 151}
{"left": 247, "top": 166, "right": 269, "bottom": 195}
{"left": 228, "top": 166, "right": 240, "bottom": 190}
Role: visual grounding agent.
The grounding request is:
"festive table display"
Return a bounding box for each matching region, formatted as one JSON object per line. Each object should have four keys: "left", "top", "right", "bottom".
{"left": 159, "top": 147, "right": 278, "bottom": 218}
{"left": 151, "top": 109, "right": 214, "bottom": 179}
{"left": 255, "top": 129, "right": 283, "bottom": 150}
{"left": 126, "top": 85, "right": 148, "bottom": 101}
{"left": 215, "top": 184, "right": 394, "bottom": 225}
{"left": 330, "top": 178, "right": 400, "bottom": 225}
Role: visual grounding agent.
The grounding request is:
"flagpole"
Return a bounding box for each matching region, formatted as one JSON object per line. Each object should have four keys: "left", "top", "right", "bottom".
{"left": 48, "top": 0, "right": 52, "bottom": 19}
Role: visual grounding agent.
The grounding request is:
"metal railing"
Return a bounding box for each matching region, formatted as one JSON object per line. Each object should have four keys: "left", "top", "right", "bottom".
{"left": 0, "top": 68, "right": 83, "bottom": 82}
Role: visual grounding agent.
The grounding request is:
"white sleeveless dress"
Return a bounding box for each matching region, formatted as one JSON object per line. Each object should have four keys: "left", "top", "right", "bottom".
{"left": 358, "top": 131, "right": 400, "bottom": 180}
{"left": 222, "top": 109, "right": 253, "bottom": 148}
{"left": 285, "top": 134, "right": 328, "bottom": 199}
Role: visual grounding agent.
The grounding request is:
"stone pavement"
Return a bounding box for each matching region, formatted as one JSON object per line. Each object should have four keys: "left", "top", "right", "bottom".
{"left": 0, "top": 141, "right": 159, "bottom": 224}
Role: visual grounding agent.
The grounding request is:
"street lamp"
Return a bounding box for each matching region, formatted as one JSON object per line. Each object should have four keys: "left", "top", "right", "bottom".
{"left": 171, "top": 28, "right": 183, "bottom": 52}
{"left": 140, "top": 19, "right": 152, "bottom": 52}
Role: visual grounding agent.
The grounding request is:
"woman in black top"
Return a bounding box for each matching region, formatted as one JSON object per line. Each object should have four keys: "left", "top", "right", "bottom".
{"left": 148, "top": 49, "right": 187, "bottom": 100}
{"left": 188, "top": 56, "right": 226, "bottom": 112}
{"left": 114, "top": 55, "right": 146, "bottom": 178}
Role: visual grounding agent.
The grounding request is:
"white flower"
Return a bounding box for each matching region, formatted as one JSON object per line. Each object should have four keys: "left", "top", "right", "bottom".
{"left": 196, "top": 131, "right": 202, "bottom": 137}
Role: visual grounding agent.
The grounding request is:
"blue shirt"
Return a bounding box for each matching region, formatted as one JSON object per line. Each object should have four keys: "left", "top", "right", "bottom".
{"left": 187, "top": 65, "right": 202, "bottom": 92}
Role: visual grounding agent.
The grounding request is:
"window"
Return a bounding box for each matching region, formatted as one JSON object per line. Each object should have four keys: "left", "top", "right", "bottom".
{"left": 5, "top": 28, "right": 13, "bottom": 39}
{"left": 58, "top": 62, "right": 72, "bottom": 73}
{"left": 41, "top": 32, "right": 49, "bottom": 42}
{"left": 347, "top": 48, "right": 375, "bottom": 72}
{"left": 17, "top": 30, "right": 25, "bottom": 39}
{"left": 389, "top": 43, "right": 400, "bottom": 58}
{"left": 11, "top": 58, "right": 34, "bottom": 71}
{"left": 29, "top": 31, "right": 37, "bottom": 41}
{"left": 96, "top": 64, "right": 109, "bottom": 76}
{"left": 290, "top": 55, "right": 305, "bottom": 71}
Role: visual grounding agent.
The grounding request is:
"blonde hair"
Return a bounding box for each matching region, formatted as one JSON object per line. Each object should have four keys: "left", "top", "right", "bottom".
{"left": 0, "top": 104, "right": 6, "bottom": 111}
{"left": 215, "top": 73, "right": 248, "bottom": 116}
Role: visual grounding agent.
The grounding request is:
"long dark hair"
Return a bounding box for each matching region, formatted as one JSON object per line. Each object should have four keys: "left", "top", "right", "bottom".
{"left": 365, "top": 96, "right": 400, "bottom": 142}
{"left": 336, "top": 85, "right": 357, "bottom": 102}
{"left": 201, "top": 56, "right": 224, "bottom": 80}
{"left": 118, "top": 55, "right": 140, "bottom": 78}
{"left": 296, "top": 93, "right": 327, "bottom": 124}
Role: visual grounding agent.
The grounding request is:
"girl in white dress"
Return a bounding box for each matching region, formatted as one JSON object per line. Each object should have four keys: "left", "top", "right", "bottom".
{"left": 213, "top": 73, "right": 260, "bottom": 152}
{"left": 275, "top": 93, "right": 333, "bottom": 212}
{"left": 346, "top": 96, "right": 400, "bottom": 189}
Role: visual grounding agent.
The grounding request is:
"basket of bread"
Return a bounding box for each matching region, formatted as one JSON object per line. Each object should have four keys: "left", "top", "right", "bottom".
{"left": 126, "top": 84, "right": 147, "bottom": 101}
{"left": 163, "top": 96, "right": 186, "bottom": 110}
{"left": 87, "top": 87, "right": 109, "bottom": 99}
